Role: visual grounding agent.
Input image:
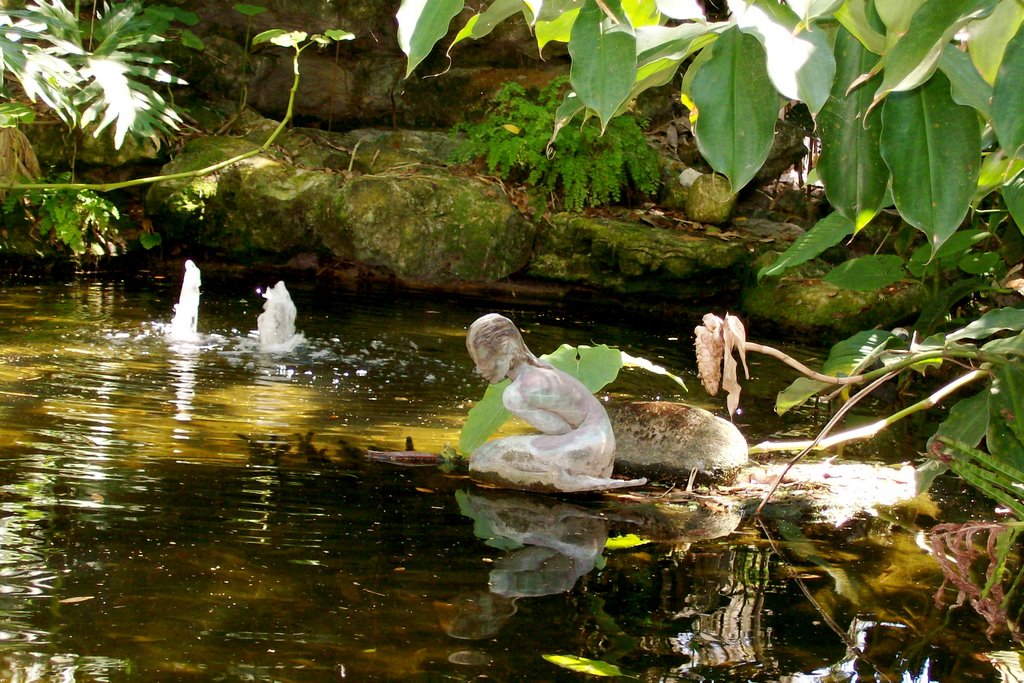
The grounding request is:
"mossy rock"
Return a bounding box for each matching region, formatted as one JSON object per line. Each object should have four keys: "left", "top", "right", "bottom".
{"left": 741, "top": 268, "right": 926, "bottom": 343}
{"left": 528, "top": 212, "right": 752, "bottom": 300}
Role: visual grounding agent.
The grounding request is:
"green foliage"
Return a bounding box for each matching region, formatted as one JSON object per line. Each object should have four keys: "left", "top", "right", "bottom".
{"left": 450, "top": 78, "right": 661, "bottom": 211}
{"left": 2, "top": 174, "right": 123, "bottom": 256}
{"left": 0, "top": 0, "right": 194, "bottom": 148}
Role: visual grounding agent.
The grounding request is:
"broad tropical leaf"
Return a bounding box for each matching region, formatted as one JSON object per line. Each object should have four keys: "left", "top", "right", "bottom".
{"left": 569, "top": 0, "right": 637, "bottom": 131}
{"left": 817, "top": 26, "right": 888, "bottom": 229}
{"left": 968, "top": 0, "right": 1024, "bottom": 85}
{"left": 987, "top": 365, "right": 1024, "bottom": 470}
{"left": 948, "top": 307, "right": 1024, "bottom": 342}
{"left": 449, "top": 0, "right": 524, "bottom": 50}
{"left": 397, "top": 0, "right": 465, "bottom": 77}
{"left": 871, "top": 0, "right": 997, "bottom": 106}
{"left": 691, "top": 27, "right": 778, "bottom": 192}
{"left": 730, "top": 0, "right": 835, "bottom": 113}
{"left": 880, "top": 71, "right": 981, "bottom": 256}
{"left": 993, "top": 25, "right": 1024, "bottom": 160}
{"left": 938, "top": 43, "right": 992, "bottom": 120}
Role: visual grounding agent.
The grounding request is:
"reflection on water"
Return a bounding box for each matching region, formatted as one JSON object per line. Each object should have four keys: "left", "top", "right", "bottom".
{"left": 0, "top": 278, "right": 1011, "bottom": 681}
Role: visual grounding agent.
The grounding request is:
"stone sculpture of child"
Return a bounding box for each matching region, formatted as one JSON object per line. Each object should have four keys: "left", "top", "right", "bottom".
{"left": 466, "top": 313, "right": 646, "bottom": 493}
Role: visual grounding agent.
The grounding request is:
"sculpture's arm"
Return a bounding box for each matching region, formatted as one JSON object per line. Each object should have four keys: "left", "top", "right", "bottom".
{"left": 503, "top": 370, "right": 584, "bottom": 435}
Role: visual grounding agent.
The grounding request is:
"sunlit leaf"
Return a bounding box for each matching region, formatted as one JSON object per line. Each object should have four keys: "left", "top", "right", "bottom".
{"left": 931, "top": 389, "right": 989, "bottom": 450}
{"left": 968, "top": 0, "right": 1024, "bottom": 85}
{"left": 621, "top": 351, "right": 686, "bottom": 390}
{"left": 543, "top": 654, "right": 625, "bottom": 676}
{"left": 691, "top": 27, "right": 778, "bottom": 191}
{"left": 397, "top": 0, "right": 465, "bottom": 77}
{"left": 459, "top": 380, "right": 512, "bottom": 454}
{"left": 776, "top": 376, "right": 829, "bottom": 415}
{"left": 605, "top": 533, "right": 651, "bottom": 549}
{"left": 568, "top": 0, "right": 637, "bottom": 131}
{"left": 731, "top": 0, "right": 835, "bottom": 113}
{"left": 817, "top": 27, "right": 888, "bottom": 230}
{"left": 948, "top": 307, "right": 1024, "bottom": 342}
{"left": 786, "top": 0, "right": 843, "bottom": 25}
{"left": 545, "top": 344, "right": 624, "bottom": 391}
{"left": 757, "top": 211, "right": 854, "bottom": 280}
{"left": 1005, "top": 173, "right": 1024, "bottom": 233}
{"left": 880, "top": 71, "right": 982, "bottom": 256}
{"left": 655, "top": 0, "right": 703, "bottom": 20}
{"left": 871, "top": 0, "right": 997, "bottom": 106}
{"left": 536, "top": 9, "right": 580, "bottom": 51}
{"left": 178, "top": 29, "right": 205, "bottom": 50}
{"left": 833, "top": 0, "right": 885, "bottom": 55}
{"left": 450, "top": 0, "right": 523, "bottom": 50}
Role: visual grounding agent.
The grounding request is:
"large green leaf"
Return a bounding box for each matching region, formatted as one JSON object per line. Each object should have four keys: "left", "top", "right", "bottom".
{"left": 730, "top": 0, "right": 835, "bottom": 113}
{"left": 968, "top": 0, "right": 1024, "bottom": 85}
{"left": 569, "top": 0, "right": 637, "bottom": 131}
{"left": 536, "top": 9, "right": 580, "bottom": 51}
{"left": 396, "top": 0, "right": 465, "bottom": 77}
{"left": 757, "top": 211, "right": 854, "bottom": 280}
{"left": 871, "top": 0, "right": 997, "bottom": 106}
{"left": 817, "top": 26, "right": 888, "bottom": 230}
{"left": 938, "top": 43, "right": 993, "bottom": 119}
{"left": 988, "top": 364, "right": 1024, "bottom": 470}
{"left": 880, "top": 71, "right": 982, "bottom": 256}
{"left": 459, "top": 379, "right": 512, "bottom": 454}
{"left": 994, "top": 25, "right": 1024, "bottom": 160}
{"left": 932, "top": 389, "right": 990, "bottom": 449}
{"left": 691, "top": 27, "right": 778, "bottom": 192}
{"left": 948, "top": 307, "right": 1024, "bottom": 342}
{"left": 833, "top": 0, "right": 885, "bottom": 55}
{"left": 786, "top": 0, "right": 843, "bottom": 25}
{"left": 631, "top": 23, "right": 719, "bottom": 98}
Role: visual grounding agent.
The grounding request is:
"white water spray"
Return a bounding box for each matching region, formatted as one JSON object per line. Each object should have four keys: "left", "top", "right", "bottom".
{"left": 257, "top": 281, "right": 302, "bottom": 351}
{"left": 168, "top": 260, "right": 201, "bottom": 341}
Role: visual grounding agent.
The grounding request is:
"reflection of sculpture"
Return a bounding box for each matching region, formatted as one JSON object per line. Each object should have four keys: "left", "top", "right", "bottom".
{"left": 458, "top": 489, "right": 609, "bottom": 598}
{"left": 466, "top": 313, "right": 646, "bottom": 493}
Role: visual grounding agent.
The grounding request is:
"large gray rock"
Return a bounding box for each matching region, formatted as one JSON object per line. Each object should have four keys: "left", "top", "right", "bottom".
{"left": 609, "top": 401, "right": 748, "bottom": 485}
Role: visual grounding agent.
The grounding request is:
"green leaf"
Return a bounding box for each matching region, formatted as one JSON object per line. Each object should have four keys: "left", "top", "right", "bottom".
{"left": 872, "top": 0, "right": 997, "bottom": 106}
{"left": 994, "top": 25, "right": 1024, "bottom": 159}
{"left": 324, "top": 29, "right": 355, "bottom": 42}
{"left": 691, "top": 27, "right": 778, "bottom": 192}
{"left": 543, "top": 654, "right": 625, "bottom": 677}
{"left": 833, "top": 0, "right": 885, "bottom": 55}
{"left": 968, "top": 0, "right": 1024, "bottom": 85}
{"left": 824, "top": 254, "right": 905, "bottom": 291}
{"left": 605, "top": 533, "right": 651, "bottom": 549}
{"left": 786, "top": 0, "right": 844, "bottom": 25}
{"left": 139, "top": 232, "right": 162, "bottom": 250}
{"left": 880, "top": 71, "right": 982, "bottom": 256}
{"left": 757, "top": 210, "right": 854, "bottom": 280}
{"left": 459, "top": 380, "right": 511, "bottom": 454}
{"left": 776, "top": 377, "right": 830, "bottom": 415}
{"left": 821, "top": 329, "right": 897, "bottom": 375}
{"left": 983, "top": 332, "right": 1024, "bottom": 357}
{"left": 731, "top": 0, "right": 835, "bottom": 113}
{"left": 1005, "top": 172, "right": 1024, "bottom": 231}
{"left": 0, "top": 102, "right": 36, "bottom": 128}
{"left": 948, "top": 307, "right": 1024, "bottom": 342}
{"left": 959, "top": 251, "right": 1003, "bottom": 275}
{"left": 536, "top": 9, "right": 580, "bottom": 51}
{"left": 569, "top": 0, "right": 637, "bottom": 131}
{"left": 621, "top": 351, "right": 686, "bottom": 391}
{"left": 450, "top": 0, "right": 524, "bottom": 49}
{"left": 987, "top": 364, "right": 1024, "bottom": 470}
{"left": 397, "top": 0, "right": 466, "bottom": 77}
{"left": 178, "top": 29, "right": 205, "bottom": 51}
{"left": 938, "top": 43, "right": 992, "bottom": 119}
{"left": 906, "top": 229, "right": 989, "bottom": 278}
{"left": 235, "top": 3, "right": 268, "bottom": 17}
{"left": 817, "top": 27, "right": 888, "bottom": 230}
{"left": 932, "top": 389, "right": 990, "bottom": 449}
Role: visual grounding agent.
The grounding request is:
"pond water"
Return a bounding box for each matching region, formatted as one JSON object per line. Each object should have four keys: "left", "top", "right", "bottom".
{"left": 0, "top": 273, "right": 1011, "bottom": 682}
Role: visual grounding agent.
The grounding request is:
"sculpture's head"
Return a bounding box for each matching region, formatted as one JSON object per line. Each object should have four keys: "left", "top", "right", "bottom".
{"left": 466, "top": 313, "right": 536, "bottom": 383}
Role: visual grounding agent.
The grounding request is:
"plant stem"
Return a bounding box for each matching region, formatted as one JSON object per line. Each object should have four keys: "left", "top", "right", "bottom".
{"left": 750, "top": 368, "right": 989, "bottom": 455}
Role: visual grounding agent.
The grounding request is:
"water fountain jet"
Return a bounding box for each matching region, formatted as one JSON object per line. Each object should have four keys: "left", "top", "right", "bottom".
{"left": 257, "top": 281, "right": 302, "bottom": 351}
{"left": 168, "top": 260, "right": 201, "bottom": 341}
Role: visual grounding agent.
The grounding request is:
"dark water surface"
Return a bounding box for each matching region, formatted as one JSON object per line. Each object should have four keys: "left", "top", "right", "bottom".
{"left": 0, "top": 276, "right": 1010, "bottom": 681}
